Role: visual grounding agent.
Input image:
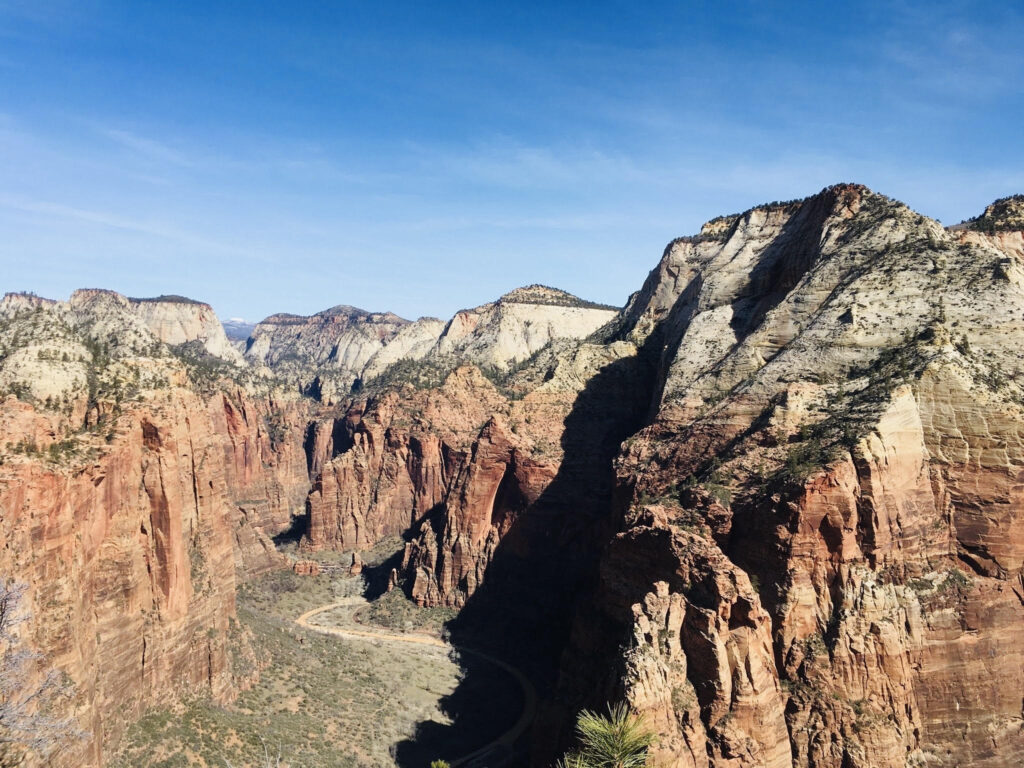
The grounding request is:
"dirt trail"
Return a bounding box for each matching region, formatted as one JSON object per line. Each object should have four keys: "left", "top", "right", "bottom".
{"left": 295, "top": 598, "right": 537, "bottom": 766}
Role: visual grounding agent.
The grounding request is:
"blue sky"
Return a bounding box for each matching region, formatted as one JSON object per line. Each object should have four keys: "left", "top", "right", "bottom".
{"left": 1, "top": 1, "right": 1022, "bottom": 322}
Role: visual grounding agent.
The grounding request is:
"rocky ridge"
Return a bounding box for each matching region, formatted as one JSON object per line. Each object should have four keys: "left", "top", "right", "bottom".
{"left": 4, "top": 184, "right": 1024, "bottom": 768}
{"left": 300, "top": 184, "right": 1024, "bottom": 768}
{"left": 548, "top": 184, "right": 1024, "bottom": 767}
{"left": 127, "top": 294, "right": 244, "bottom": 364}
{"left": 241, "top": 285, "right": 619, "bottom": 401}
{"left": 0, "top": 293, "right": 326, "bottom": 765}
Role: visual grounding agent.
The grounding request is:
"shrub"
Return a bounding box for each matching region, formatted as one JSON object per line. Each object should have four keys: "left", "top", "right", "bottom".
{"left": 557, "top": 702, "right": 655, "bottom": 768}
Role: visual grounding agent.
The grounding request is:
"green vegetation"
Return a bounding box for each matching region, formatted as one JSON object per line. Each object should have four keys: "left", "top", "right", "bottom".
{"left": 496, "top": 284, "right": 619, "bottom": 312}
{"left": 129, "top": 295, "right": 203, "bottom": 305}
{"left": 364, "top": 348, "right": 549, "bottom": 401}
{"left": 962, "top": 194, "right": 1024, "bottom": 234}
{"left": 171, "top": 341, "right": 240, "bottom": 394}
{"left": 780, "top": 428, "right": 833, "bottom": 484}
{"left": 3, "top": 435, "right": 97, "bottom": 467}
{"left": 557, "top": 703, "right": 655, "bottom": 768}
{"left": 359, "top": 589, "right": 455, "bottom": 634}
{"left": 109, "top": 570, "right": 465, "bottom": 768}
{"left": 262, "top": 408, "right": 289, "bottom": 449}
{"left": 769, "top": 327, "right": 941, "bottom": 487}
{"left": 364, "top": 355, "right": 462, "bottom": 393}
{"left": 803, "top": 632, "right": 827, "bottom": 659}
{"left": 907, "top": 567, "right": 973, "bottom": 616}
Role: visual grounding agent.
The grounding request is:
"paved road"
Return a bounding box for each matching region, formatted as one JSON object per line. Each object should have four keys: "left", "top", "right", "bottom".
{"left": 295, "top": 599, "right": 536, "bottom": 766}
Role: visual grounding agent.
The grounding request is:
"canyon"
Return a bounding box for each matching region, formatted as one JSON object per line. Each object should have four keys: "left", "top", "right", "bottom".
{"left": 2, "top": 187, "right": 1024, "bottom": 767}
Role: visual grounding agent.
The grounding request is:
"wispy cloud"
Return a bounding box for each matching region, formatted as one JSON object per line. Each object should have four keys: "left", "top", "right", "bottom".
{"left": 93, "top": 125, "right": 195, "bottom": 167}
{"left": 0, "top": 194, "right": 250, "bottom": 256}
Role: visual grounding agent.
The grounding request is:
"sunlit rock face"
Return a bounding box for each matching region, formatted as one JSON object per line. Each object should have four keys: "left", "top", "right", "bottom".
{"left": 5, "top": 184, "right": 1024, "bottom": 768}
{"left": 242, "top": 285, "right": 617, "bottom": 402}
{"left": 289, "top": 185, "right": 1024, "bottom": 767}
{"left": 552, "top": 185, "right": 1024, "bottom": 767}
{"left": 430, "top": 285, "right": 619, "bottom": 370}
{"left": 0, "top": 295, "right": 318, "bottom": 766}
{"left": 127, "top": 294, "right": 244, "bottom": 364}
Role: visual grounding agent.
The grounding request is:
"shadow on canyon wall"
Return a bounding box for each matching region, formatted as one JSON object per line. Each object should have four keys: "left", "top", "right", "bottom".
{"left": 389, "top": 342, "right": 658, "bottom": 767}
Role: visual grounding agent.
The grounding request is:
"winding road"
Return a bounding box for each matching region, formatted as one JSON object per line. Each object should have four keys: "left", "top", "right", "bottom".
{"left": 295, "top": 598, "right": 537, "bottom": 767}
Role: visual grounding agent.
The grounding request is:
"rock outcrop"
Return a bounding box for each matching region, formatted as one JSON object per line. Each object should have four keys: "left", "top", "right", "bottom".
{"left": 243, "top": 305, "right": 443, "bottom": 399}
{"left": 303, "top": 366, "right": 511, "bottom": 554}
{"left": 550, "top": 185, "right": 1024, "bottom": 767}
{"left": 127, "top": 294, "right": 243, "bottom": 364}
{"left": 6, "top": 183, "right": 1024, "bottom": 768}
{"left": 0, "top": 391, "right": 240, "bottom": 766}
{"left": 242, "top": 285, "right": 619, "bottom": 400}
{"left": 430, "top": 285, "right": 619, "bottom": 371}
{"left": 0, "top": 295, "right": 322, "bottom": 766}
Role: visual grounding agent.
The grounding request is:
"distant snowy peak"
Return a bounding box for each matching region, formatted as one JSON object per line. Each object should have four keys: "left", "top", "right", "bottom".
{"left": 221, "top": 317, "right": 256, "bottom": 342}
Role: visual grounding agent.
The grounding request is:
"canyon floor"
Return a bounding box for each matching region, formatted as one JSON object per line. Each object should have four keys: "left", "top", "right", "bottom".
{"left": 107, "top": 542, "right": 525, "bottom": 768}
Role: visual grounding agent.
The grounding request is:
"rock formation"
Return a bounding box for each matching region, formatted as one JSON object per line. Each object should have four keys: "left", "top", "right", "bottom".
{"left": 127, "top": 294, "right": 243, "bottom": 364}
{"left": 242, "top": 305, "right": 443, "bottom": 400}
{"left": 0, "top": 294, "right": 322, "bottom": 766}
{"left": 5, "top": 184, "right": 1024, "bottom": 768}
{"left": 430, "top": 285, "right": 619, "bottom": 370}
{"left": 242, "top": 285, "right": 618, "bottom": 400}
{"left": 549, "top": 185, "right": 1024, "bottom": 767}
{"left": 357, "top": 184, "right": 1024, "bottom": 767}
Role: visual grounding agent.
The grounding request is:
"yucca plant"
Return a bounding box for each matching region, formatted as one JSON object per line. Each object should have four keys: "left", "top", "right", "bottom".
{"left": 557, "top": 702, "right": 655, "bottom": 768}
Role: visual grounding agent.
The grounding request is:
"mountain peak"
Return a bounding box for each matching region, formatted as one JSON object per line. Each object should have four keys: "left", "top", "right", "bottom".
{"left": 963, "top": 194, "right": 1024, "bottom": 233}
{"left": 497, "top": 284, "right": 619, "bottom": 310}
{"left": 128, "top": 294, "right": 207, "bottom": 307}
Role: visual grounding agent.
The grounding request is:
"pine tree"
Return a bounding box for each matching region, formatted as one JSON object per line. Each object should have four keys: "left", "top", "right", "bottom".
{"left": 556, "top": 702, "right": 654, "bottom": 768}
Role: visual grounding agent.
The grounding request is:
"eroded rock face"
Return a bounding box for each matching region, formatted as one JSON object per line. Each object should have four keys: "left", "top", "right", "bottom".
{"left": 307, "top": 337, "right": 648, "bottom": 611}
{"left": 0, "top": 297, "right": 323, "bottom": 766}
{"left": 0, "top": 379, "right": 326, "bottom": 765}
{"left": 7, "top": 183, "right": 1024, "bottom": 768}
{"left": 303, "top": 367, "right": 507, "bottom": 553}
{"left": 211, "top": 389, "right": 320, "bottom": 577}
{"left": 431, "top": 285, "right": 619, "bottom": 371}
{"left": 127, "top": 295, "right": 243, "bottom": 364}
{"left": 552, "top": 185, "right": 1024, "bottom": 767}
{"left": 0, "top": 392, "right": 238, "bottom": 766}
{"left": 404, "top": 414, "right": 557, "bottom": 607}
{"left": 243, "top": 285, "right": 619, "bottom": 400}
{"left": 243, "top": 305, "right": 443, "bottom": 400}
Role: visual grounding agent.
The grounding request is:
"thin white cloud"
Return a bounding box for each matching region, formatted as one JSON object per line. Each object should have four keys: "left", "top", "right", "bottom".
{"left": 94, "top": 125, "right": 195, "bottom": 168}
{"left": 0, "top": 195, "right": 249, "bottom": 256}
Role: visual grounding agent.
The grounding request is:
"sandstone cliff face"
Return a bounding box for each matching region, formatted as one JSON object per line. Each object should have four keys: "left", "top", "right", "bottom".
{"left": 210, "top": 388, "right": 320, "bottom": 577}
{"left": 551, "top": 185, "right": 1024, "bottom": 767}
{"left": 0, "top": 392, "right": 239, "bottom": 766}
{"left": 243, "top": 305, "right": 443, "bottom": 399}
{"left": 243, "top": 285, "right": 619, "bottom": 401}
{"left": 304, "top": 368, "right": 510, "bottom": 555}
{"left": 0, "top": 279, "right": 623, "bottom": 764}
{"left": 431, "top": 285, "right": 619, "bottom": 371}
{"left": 0, "top": 296, "right": 322, "bottom": 766}
{"left": 304, "top": 335, "right": 646, "bottom": 612}
{"left": 7, "top": 184, "right": 1024, "bottom": 768}
{"left": 127, "top": 295, "right": 243, "bottom": 364}
{"left": 403, "top": 414, "right": 557, "bottom": 607}
{"left": 0, "top": 289, "right": 244, "bottom": 408}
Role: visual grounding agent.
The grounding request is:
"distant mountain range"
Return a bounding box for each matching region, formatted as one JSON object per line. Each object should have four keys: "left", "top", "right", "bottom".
{"left": 220, "top": 317, "right": 256, "bottom": 341}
